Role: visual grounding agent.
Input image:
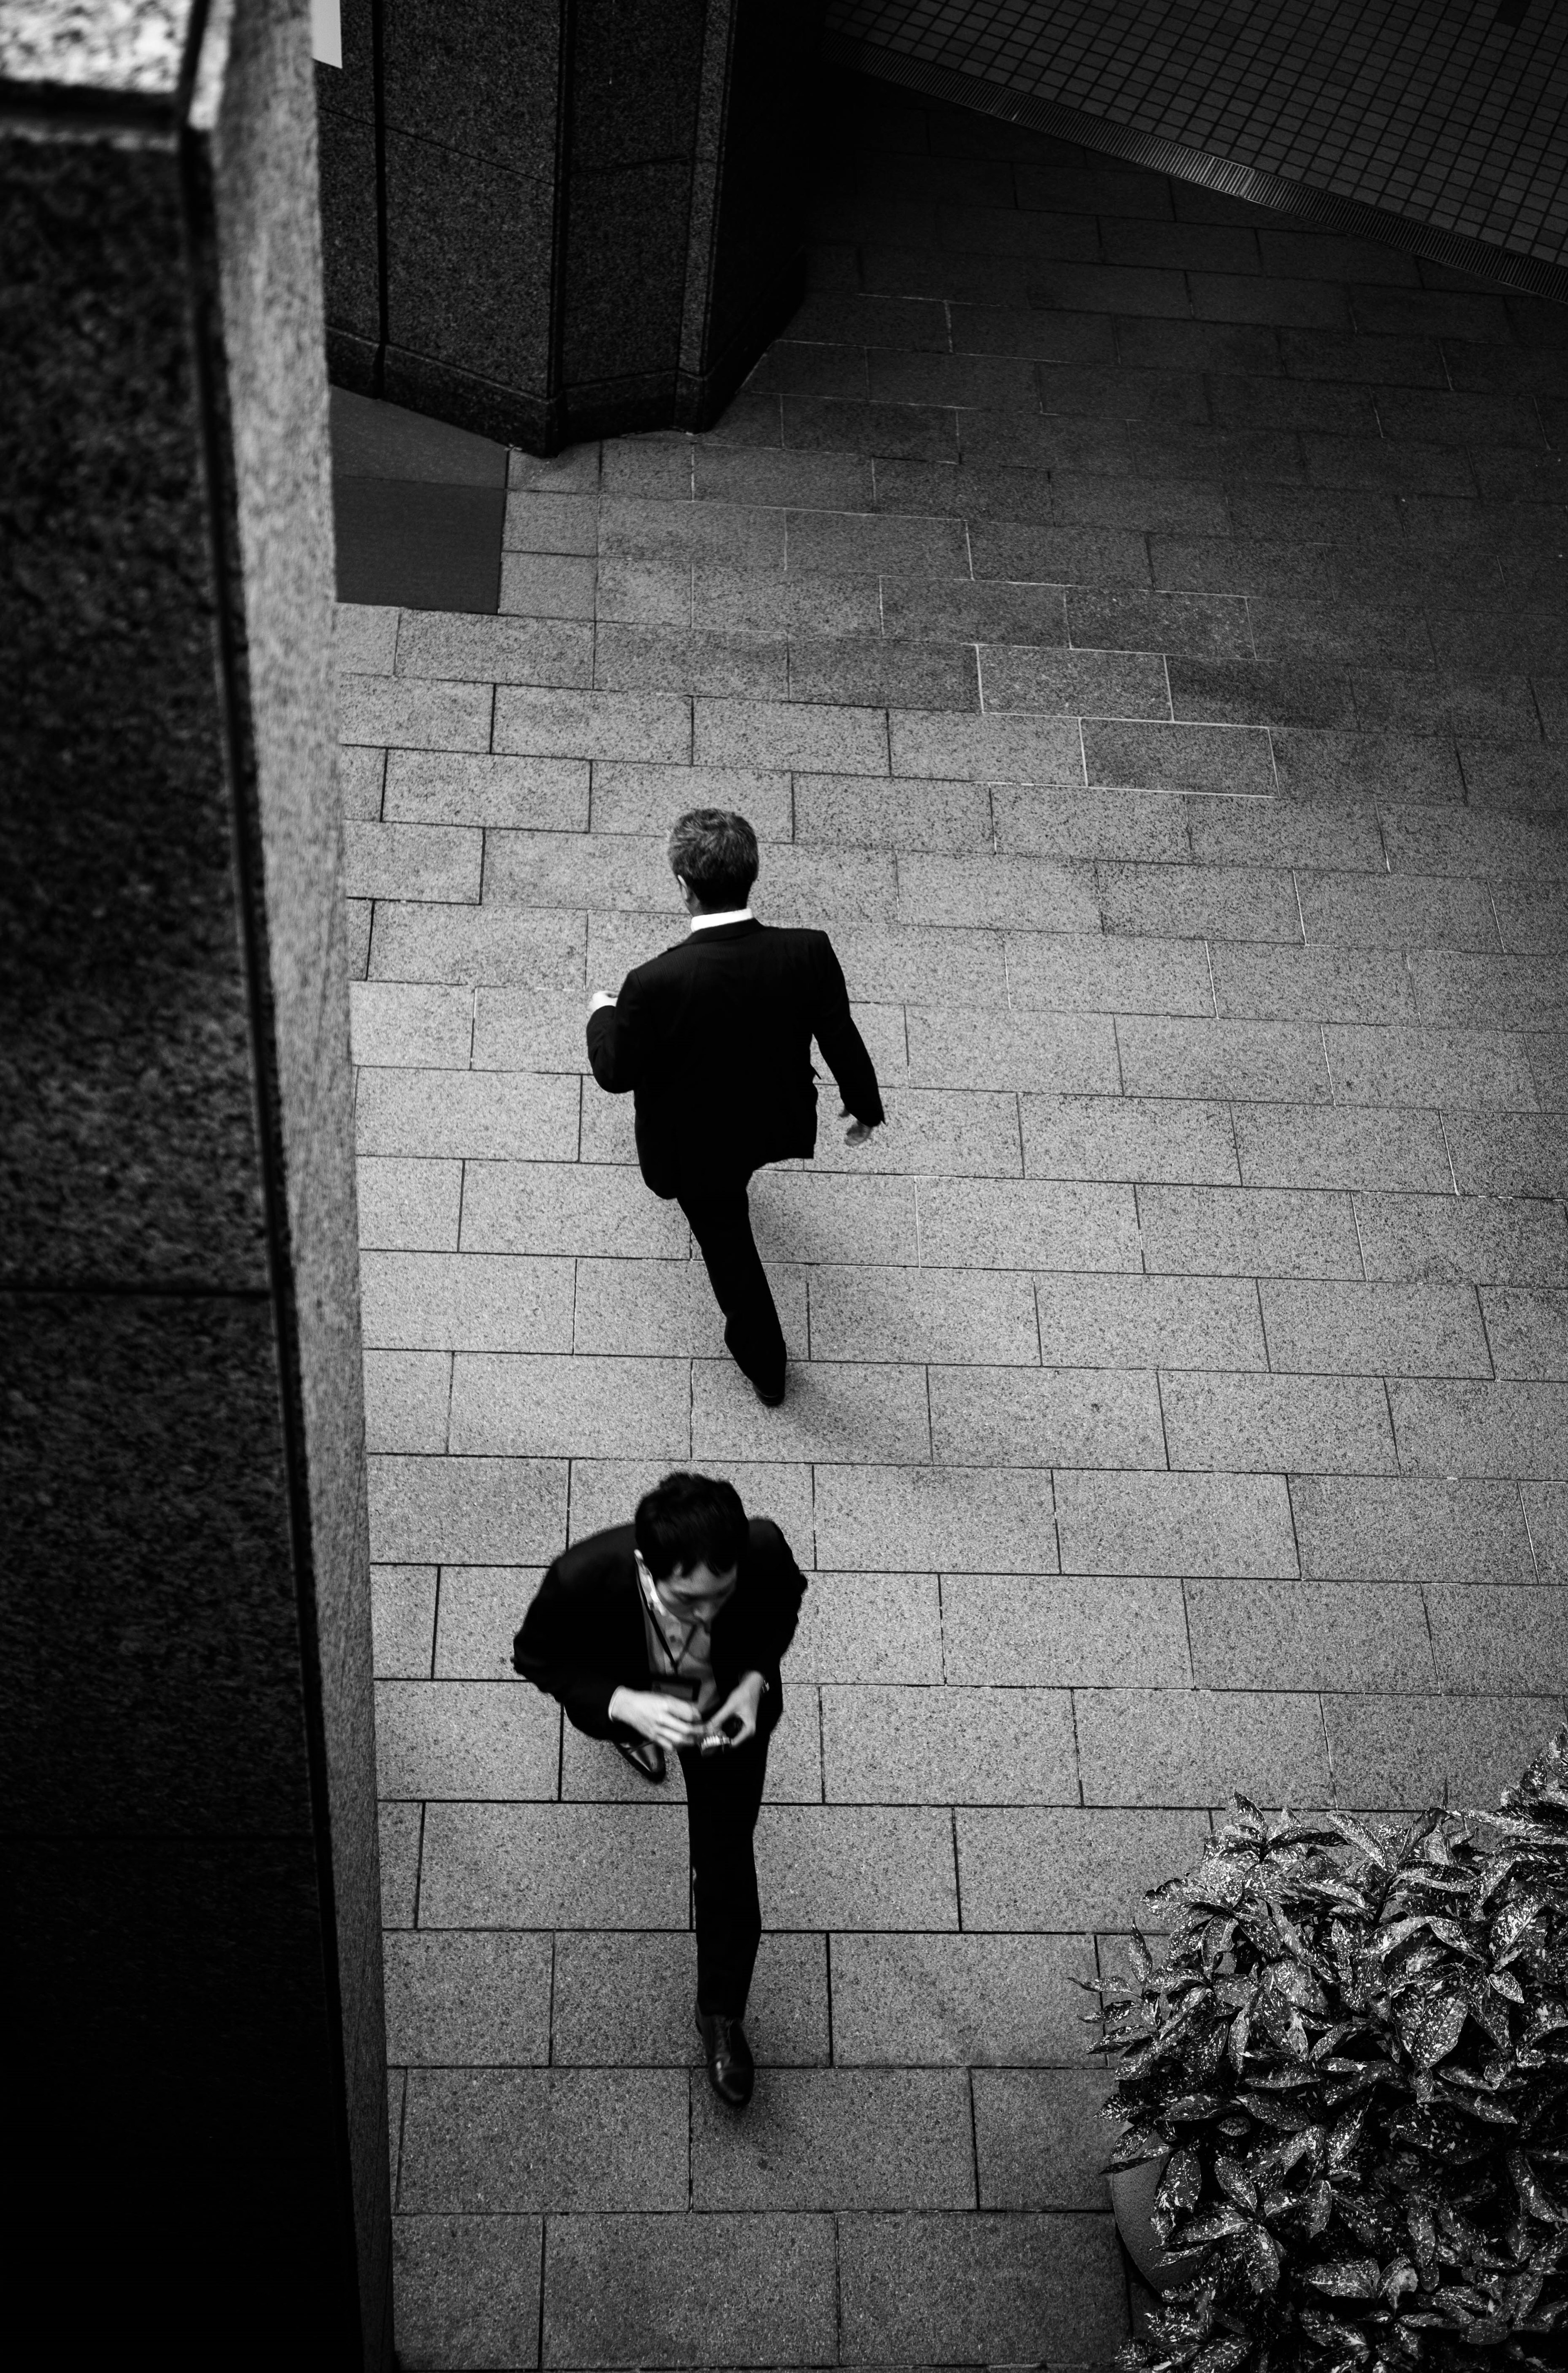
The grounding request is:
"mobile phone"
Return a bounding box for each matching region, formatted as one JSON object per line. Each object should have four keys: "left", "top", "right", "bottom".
{"left": 699, "top": 1713, "right": 744, "bottom": 1754}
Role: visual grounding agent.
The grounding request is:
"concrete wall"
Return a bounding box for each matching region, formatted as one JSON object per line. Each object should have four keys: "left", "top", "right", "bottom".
{"left": 0, "top": 2, "right": 388, "bottom": 2363}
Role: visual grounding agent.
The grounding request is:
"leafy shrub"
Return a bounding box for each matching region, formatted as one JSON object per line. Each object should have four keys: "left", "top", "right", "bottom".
{"left": 1090, "top": 1727, "right": 1568, "bottom": 2373}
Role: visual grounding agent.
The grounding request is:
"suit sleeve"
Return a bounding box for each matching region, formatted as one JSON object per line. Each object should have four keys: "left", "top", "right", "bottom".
{"left": 808, "top": 935, "right": 884, "bottom": 1127}
{"left": 747, "top": 1522, "right": 808, "bottom": 1680}
{"left": 512, "top": 1561, "right": 624, "bottom": 1738}
{"left": 585, "top": 967, "right": 648, "bottom": 1095}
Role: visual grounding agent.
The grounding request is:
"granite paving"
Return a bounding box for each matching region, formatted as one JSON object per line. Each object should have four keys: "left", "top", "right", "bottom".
{"left": 337, "top": 70, "right": 1568, "bottom": 2373}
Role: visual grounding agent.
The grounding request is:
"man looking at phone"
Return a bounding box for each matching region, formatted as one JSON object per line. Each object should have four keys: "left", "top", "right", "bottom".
{"left": 512, "top": 1471, "right": 806, "bottom": 2106}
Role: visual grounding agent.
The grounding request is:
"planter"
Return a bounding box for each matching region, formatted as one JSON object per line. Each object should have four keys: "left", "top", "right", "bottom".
{"left": 1109, "top": 2156, "right": 1203, "bottom": 2294}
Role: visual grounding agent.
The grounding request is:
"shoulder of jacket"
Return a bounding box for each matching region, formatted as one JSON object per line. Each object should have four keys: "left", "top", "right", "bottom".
{"left": 554, "top": 1522, "right": 635, "bottom": 1581}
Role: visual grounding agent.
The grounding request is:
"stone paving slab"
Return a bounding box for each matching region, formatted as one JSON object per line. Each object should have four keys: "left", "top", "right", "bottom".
{"left": 346, "top": 66, "right": 1568, "bottom": 2372}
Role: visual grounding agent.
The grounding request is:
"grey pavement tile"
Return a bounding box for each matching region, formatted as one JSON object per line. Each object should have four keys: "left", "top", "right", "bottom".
{"left": 1262, "top": 1280, "right": 1490, "bottom": 1377}
{"left": 480, "top": 828, "right": 689, "bottom": 916}
{"left": 1233, "top": 1106, "right": 1451, "bottom": 1191}
{"left": 1299, "top": 870, "right": 1500, "bottom": 951}
{"left": 1425, "top": 1586, "right": 1568, "bottom": 1691}
{"left": 1085, "top": 720, "right": 1276, "bottom": 797}
{"left": 887, "top": 709, "right": 1087, "bottom": 784}
{"left": 1380, "top": 804, "right": 1568, "bottom": 881}
{"left": 1005, "top": 931, "right": 1213, "bottom": 1015}
{"left": 828, "top": 920, "right": 1010, "bottom": 1005}
{"left": 786, "top": 637, "right": 983, "bottom": 714}
{"left": 820, "top": 1682, "right": 1078, "bottom": 1804}
{"left": 498, "top": 550, "right": 598, "bottom": 620}
{"left": 690, "top": 2068, "right": 976, "bottom": 2208}
{"left": 1161, "top": 1370, "right": 1397, "bottom": 1474}
{"left": 345, "top": 821, "right": 482, "bottom": 903}
{"left": 337, "top": 604, "right": 398, "bottom": 676}
{"left": 1444, "top": 1114, "right": 1568, "bottom": 1199}
{"left": 1272, "top": 726, "right": 1463, "bottom": 807}
{"left": 375, "top": 1679, "right": 559, "bottom": 1802}
{"left": 1170, "top": 655, "right": 1355, "bottom": 732}
{"left": 392, "top": 2214, "right": 541, "bottom": 2373}
{"left": 588, "top": 760, "right": 791, "bottom": 841}
{"left": 571, "top": 1256, "right": 806, "bottom": 1359}
{"left": 368, "top": 1455, "right": 568, "bottom": 1566}
{"left": 338, "top": 676, "right": 493, "bottom": 753}
{"left": 1495, "top": 879, "right": 1568, "bottom": 956}
{"left": 896, "top": 851, "right": 1100, "bottom": 931}
{"left": 1210, "top": 945, "right": 1417, "bottom": 1023}
{"left": 992, "top": 786, "right": 1191, "bottom": 863}
{"left": 370, "top": 903, "right": 586, "bottom": 989}
{"left": 792, "top": 772, "right": 992, "bottom": 851}
{"left": 1354, "top": 1192, "right": 1568, "bottom": 1286}
{"left": 470, "top": 986, "right": 597, "bottom": 1072}
{"left": 394, "top": 613, "right": 594, "bottom": 686}
{"left": 814, "top": 1463, "right": 1058, "bottom": 1573}
{"left": 979, "top": 644, "right": 1172, "bottom": 717}
{"left": 883, "top": 573, "right": 1071, "bottom": 643}
{"left": 1292, "top": 1474, "right": 1535, "bottom": 1584}
{"left": 448, "top": 1353, "right": 690, "bottom": 1459}
{"left": 918, "top": 1176, "right": 1141, "bottom": 1271}
{"left": 1037, "top": 1273, "right": 1265, "bottom": 1368}
{"left": 1076, "top": 1687, "right": 1331, "bottom": 1807}
{"left": 365, "top": 1350, "right": 452, "bottom": 1454}
{"left": 837, "top": 2208, "right": 1128, "bottom": 2364}
{"left": 941, "top": 1573, "right": 1190, "bottom": 1687}
{"left": 359, "top": 1251, "right": 577, "bottom": 1352}
{"left": 434, "top": 1568, "right": 544, "bottom": 1681}
{"left": 1117, "top": 1015, "right": 1330, "bottom": 1102}
{"left": 791, "top": 1573, "right": 944, "bottom": 1683}
{"left": 593, "top": 624, "right": 787, "bottom": 700}
{"left": 1022, "top": 1094, "right": 1240, "bottom": 1184}
{"left": 1390, "top": 1379, "right": 1568, "bottom": 1479}
{"left": 956, "top": 1805, "right": 1213, "bottom": 1928}
{"left": 1187, "top": 796, "right": 1386, "bottom": 872}
{"left": 1480, "top": 1288, "right": 1568, "bottom": 1380}
{"left": 373, "top": 1565, "right": 439, "bottom": 1678}
{"left": 418, "top": 1803, "right": 689, "bottom": 1929}
{"left": 542, "top": 2212, "right": 837, "bottom": 2368}
{"left": 812, "top": 1084, "right": 1024, "bottom": 1176}
{"left": 1137, "top": 1184, "right": 1362, "bottom": 1277}
{"left": 598, "top": 493, "right": 785, "bottom": 566}
{"left": 346, "top": 896, "right": 373, "bottom": 979}
{"left": 831, "top": 1932, "right": 1097, "bottom": 2065}
{"left": 351, "top": 981, "right": 474, "bottom": 1070}
{"left": 1326, "top": 1025, "right": 1538, "bottom": 1112}
{"left": 1523, "top": 1036, "right": 1568, "bottom": 1112}
{"left": 357, "top": 1070, "right": 580, "bottom": 1162}
{"left": 1185, "top": 1579, "right": 1435, "bottom": 1691}
{"left": 757, "top": 1805, "right": 960, "bottom": 1928}
{"left": 551, "top": 1931, "right": 829, "bottom": 2068}
{"left": 595, "top": 554, "right": 693, "bottom": 626}
{"left": 808, "top": 1266, "right": 1039, "bottom": 1365}
{"left": 695, "top": 696, "right": 889, "bottom": 775}
{"left": 504, "top": 489, "right": 599, "bottom": 553}
{"left": 493, "top": 686, "right": 692, "bottom": 764}
{"left": 973, "top": 2068, "right": 1116, "bottom": 2208}
{"left": 1056, "top": 1469, "right": 1298, "bottom": 1576}
{"left": 402, "top": 2067, "right": 688, "bottom": 2213}
{"left": 1097, "top": 858, "right": 1301, "bottom": 941}
{"left": 786, "top": 507, "right": 971, "bottom": 577}
{"left": 383, "top": 1932, "right": 553, "bottom": 2066}
{"left": 460, "top": 1163, "right": 688, "bottom": 1258}
{"left": 565, "top": 1459, "right": 814, "bottom": 1554}
{"left": 1524, "top": 1484, "right": 1568, "bottom": 1582}
{"left": 692, "top": 1359, "right": 931, "bottom": 1465}
{"left": 905, "top": 1005, "right": 1118, "bottom": 1092}
{"left": 929, "top": 1365, "right": 1165, "bottom": 1469}
{"left": 1325, "top": 1693, "right": 1564, "bottom": 1812}
{"left": 751, "top": 1173, "right": 920, "bottom": 1267}
{"left": 1066, "top": 586, "right": 1249, "bottom": 657}
{"left": 381, "top": 1801, "right": 422, "bottom": 1929}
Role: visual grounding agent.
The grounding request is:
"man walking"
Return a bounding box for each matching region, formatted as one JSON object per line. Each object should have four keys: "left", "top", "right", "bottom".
{"left": 586, "top": 808, "right": 883, "bottom": 1405}
{"left": 513, "top": 1471, "right": 806, "bottom": 2106}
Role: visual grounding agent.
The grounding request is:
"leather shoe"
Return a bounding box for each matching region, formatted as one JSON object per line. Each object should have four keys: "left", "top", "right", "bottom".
{"left": 696, "top": 2008, "right": 754, "bottom": 2106}
{"left": 752, "top": 1373, "right": 786, "bottom": 1408}
{"left": 613, "top": 1736, "right": 666, "bottom": 1785}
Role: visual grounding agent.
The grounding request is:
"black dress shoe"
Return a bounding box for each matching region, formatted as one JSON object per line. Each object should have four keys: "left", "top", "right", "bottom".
{"left": 696, "top": 2008, "right": 755, "bottom": 2106}
{"left": 752, "top": 1373, "right": 786, "bottom": 1408}
{"left": 613, "top": 1737, "right": 666, "bottom": 1785}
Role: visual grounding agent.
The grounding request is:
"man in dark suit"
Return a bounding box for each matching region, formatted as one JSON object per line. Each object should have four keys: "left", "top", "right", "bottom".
{"left": 586, "top": 807, "right": 884, "bottom": 1405}
{"left": 513, "top": 1471, "right": 806, "bottom": 2106}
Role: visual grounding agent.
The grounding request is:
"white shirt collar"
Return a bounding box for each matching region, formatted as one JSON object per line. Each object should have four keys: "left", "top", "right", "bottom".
{"left": 688, "top": 907, "right": 754, "bottom": 934}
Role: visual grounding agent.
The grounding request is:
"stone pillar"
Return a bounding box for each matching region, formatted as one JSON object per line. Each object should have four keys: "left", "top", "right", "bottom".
{"left": 316, "top": 0, "right": 824, "bottom": 451}
{"left": 0, "top": 5, "right": 388, "bottom": 2366}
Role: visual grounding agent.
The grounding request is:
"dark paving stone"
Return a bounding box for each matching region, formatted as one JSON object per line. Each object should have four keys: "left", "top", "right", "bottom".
{"left": 333, "top": 478, "right": 505, "bottom": 613}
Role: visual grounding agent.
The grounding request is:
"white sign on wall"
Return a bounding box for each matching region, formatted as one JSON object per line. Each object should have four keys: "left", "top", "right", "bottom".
{"left": 311, "top": 0, "right": 342, "bottom": 68}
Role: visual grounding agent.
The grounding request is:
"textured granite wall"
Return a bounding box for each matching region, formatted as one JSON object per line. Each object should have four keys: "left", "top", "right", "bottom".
{"left": 0, "top": 2, "right": 388, "bottom": 2364}
{"left": 317, "top": 0, "right": 824, "bottom": 451}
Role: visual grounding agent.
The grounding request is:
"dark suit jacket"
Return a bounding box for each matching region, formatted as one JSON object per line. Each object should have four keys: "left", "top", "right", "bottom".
{"left": 512, "top": 1517, "right": 807, "bottom": 1742}
{"left": 585, "top": 917, "right": 884, "bottom": 1197}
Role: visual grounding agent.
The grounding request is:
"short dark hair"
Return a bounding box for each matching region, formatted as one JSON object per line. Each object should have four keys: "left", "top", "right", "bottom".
{"left": 634, "top": 1471, "right": 748, "bottom": 1580}
{"left": 668, "top": 809, "right": 758, "bottom": 909}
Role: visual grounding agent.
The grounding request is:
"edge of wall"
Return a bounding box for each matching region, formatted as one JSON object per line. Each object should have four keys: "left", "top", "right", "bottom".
{"left": 825, "top": 27, "right": 1568, "bottom": 305}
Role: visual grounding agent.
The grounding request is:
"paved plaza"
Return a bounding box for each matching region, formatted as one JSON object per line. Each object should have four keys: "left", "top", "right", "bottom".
{"left": 335, "top": 71, "right": 1568, "bottom": 2373}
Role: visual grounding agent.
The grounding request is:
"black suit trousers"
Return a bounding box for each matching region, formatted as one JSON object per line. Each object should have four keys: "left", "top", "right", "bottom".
{"left": 677, "top": 1174, "right": 786, "bottom": 1391}
{"left": 677, "top": 1727, "right": 770, "bottom": 2018}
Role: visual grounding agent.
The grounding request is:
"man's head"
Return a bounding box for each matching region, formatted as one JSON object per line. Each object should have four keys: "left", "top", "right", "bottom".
{"left": 668, "top": 809, "right": 758, "bottom": 914}
{"left": 634, "top": 1470, "right": 748, "bottom": 1611}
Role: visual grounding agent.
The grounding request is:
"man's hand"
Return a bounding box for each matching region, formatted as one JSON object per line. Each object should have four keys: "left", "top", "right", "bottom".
{"left": 840, "top": 1106, "right": 879, "bottom": 1147}
{"left": 608, "top": 1686, "right": 706, "bottom": 1750}
{"left": 588, "top": 991, "right": 617, "bottom": 1015}
{"left": 704, "top": 1671, "right": 766, "bottom": 1749}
